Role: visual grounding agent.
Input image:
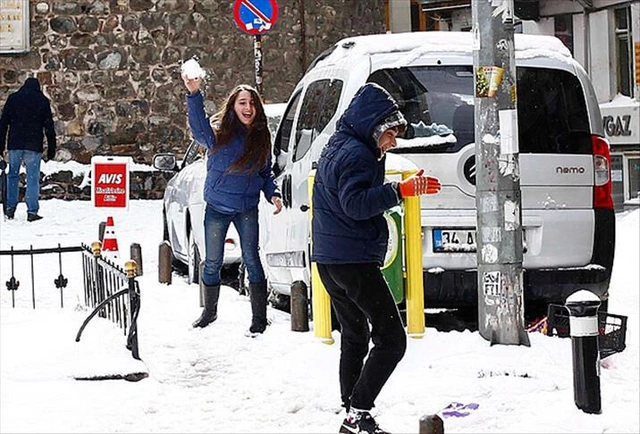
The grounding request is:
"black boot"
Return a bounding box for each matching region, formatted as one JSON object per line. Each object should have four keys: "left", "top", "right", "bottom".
{"left": 248, "top": 280, "right": 268, "bottom": 334}
{"left": 192, "top": 284, "right": 220, "bottom": 328}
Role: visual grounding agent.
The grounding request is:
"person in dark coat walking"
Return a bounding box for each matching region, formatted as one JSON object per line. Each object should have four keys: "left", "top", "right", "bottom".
{"left": 0, "top": 77, "right": 56, "bottom": 221}
{"left": 182, "top": 73, "right": 282, "bottom": 336}
{"left": 312, "top": 83, "right": 441, "bottom": 434}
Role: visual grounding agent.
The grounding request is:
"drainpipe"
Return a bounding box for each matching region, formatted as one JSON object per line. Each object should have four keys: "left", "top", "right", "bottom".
{"left": 632, "top": 1, "right": 640, "bottom": 101}
{"left": 578, "top": 0, "right": 594, "bottom": 77}
{"left": 298, "top": 0, "right": 307, "bottom": 74}
{"left": 583, "top": 7, "right": 590, "bottom": 76}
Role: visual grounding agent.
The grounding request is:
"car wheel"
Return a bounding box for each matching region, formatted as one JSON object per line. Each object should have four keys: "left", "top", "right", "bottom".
{"left": 187, "top": 231, "right": 200, "bottom": 284}
{"left": 236, "top": 262, "right": 249, "bottom": 295}
{"left": 163, "top": 209, "right": 186, "bottom": 273}
{"left": 269, "top": 291, "right": 290, "bottom": 313}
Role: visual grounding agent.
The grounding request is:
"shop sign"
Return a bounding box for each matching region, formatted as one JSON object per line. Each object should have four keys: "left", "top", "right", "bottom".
{"left": 0, "top": 0, "right": 29, "bottom": 53}
{"left": 600, "top": 103, "right": 640, "bottom": 146}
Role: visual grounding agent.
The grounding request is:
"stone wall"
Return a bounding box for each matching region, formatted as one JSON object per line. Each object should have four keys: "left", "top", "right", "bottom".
{"left": 0, "top": 0, "right": 386, "bottom": 167}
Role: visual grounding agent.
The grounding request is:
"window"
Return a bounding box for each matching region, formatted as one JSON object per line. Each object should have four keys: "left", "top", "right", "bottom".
{"left": 615, "top": 6, "right": 633, "bottom": 97}
{"left": 370, "top": 65, "right": 591, "bottom": 155}
{"left": 272, "top": 90, "right": 302, "bottom": 176}
{"left": 629, "top": 157, "right": 640, "bottom": 201}
{"left": 611, "top": 154, "right": 624, "bottom": 208}
{"left": 516, "top": 68, "right": 591, "bottom": 154}
{"left": 293, "top": 79, "right": 343, "bottom": 162}
{"left": 554, "top": 14, "right": 573, "bottom": 54}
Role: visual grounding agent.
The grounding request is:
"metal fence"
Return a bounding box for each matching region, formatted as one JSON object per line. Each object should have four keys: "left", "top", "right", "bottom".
{"left": 0, "top": 242, "right": 141, "bottom": 360}
{"left": 76, "top": 242, "right": 141, "bottom": 360}
{"left": 0, "top": 244, "right": 82, "bottom": 308}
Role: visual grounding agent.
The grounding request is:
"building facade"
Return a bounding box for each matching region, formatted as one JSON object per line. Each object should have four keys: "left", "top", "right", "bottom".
{"left": 390, "top": 0, "right": 639, "bottom": 209}
{"left": 0, "top": 0, "right": 386, "bottom": 164}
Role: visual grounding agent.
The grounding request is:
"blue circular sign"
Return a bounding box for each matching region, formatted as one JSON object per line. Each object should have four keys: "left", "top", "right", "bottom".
{"left": 233, "top": 0, "right": 279, "bottom": 35}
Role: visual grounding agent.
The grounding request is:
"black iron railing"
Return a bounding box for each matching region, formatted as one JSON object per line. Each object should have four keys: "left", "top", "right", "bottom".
{"left": 77, "top": 242, "right": 141, "bottom": 360}
{"left": 0, "top": 241, "right": 141, "bottom": 360}
{"left": 0, "top": 244, "right": 82, "bottom": 308}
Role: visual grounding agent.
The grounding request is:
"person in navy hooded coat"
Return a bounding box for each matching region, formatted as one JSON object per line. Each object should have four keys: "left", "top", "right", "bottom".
{"left": 182, "top": 75, "right": 282, "bottom": 336}
{"left": 0, "top": 77, "right": 56, "bottom": 221}
{"left": 312, "top": 83, "right": 441, "bottom": 434}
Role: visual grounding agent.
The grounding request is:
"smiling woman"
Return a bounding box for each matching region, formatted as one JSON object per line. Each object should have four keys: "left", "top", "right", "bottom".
{"left": 179, "top": 72, "right": 282, "bottom": 334}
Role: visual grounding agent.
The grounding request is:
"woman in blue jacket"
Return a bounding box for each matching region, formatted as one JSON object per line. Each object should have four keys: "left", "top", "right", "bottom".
{"left": 182, "top": 76, "right": 282, "bottom": 335}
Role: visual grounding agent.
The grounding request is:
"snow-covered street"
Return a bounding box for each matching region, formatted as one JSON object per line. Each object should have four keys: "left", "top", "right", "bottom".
{"left": 1, "top": 199, "right": 638, "bottom": 433}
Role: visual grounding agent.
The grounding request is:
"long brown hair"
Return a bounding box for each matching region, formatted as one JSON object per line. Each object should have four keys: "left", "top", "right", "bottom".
{"left": 210, "top": 84, "right": 271, "bottom": 174}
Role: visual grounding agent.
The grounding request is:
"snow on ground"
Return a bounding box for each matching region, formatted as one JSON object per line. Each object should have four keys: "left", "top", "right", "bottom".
{"left": 0, "top": 200, "right": 638, "bottom": 433}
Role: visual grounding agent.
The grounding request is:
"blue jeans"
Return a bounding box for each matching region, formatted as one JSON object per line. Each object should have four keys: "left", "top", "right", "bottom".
{"left": 202, "top": 204, "right": 265, "bottom": 287}
{"left": 7, "top": 150, "right": 42, "bottom": 214}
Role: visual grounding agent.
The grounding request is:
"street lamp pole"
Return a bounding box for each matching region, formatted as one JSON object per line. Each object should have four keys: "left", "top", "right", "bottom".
{"left": 472, "top": 0, "right": 529, "bottom": 346}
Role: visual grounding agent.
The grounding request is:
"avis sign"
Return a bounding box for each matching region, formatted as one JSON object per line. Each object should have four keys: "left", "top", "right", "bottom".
{"left": 91, "top": 156, "right": 130, "bottom": 209}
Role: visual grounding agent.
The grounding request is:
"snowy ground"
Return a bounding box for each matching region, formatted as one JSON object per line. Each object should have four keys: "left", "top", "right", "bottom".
{"left": 0, "top": 200, "right": 638, "bottom": 433}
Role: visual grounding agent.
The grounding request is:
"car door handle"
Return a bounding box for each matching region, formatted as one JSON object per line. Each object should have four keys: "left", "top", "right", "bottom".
{"left": 282, "top": 174, "right": 293, "bottom": 208}
{"left": 300, "top": 204, "right": 309, "bottom": 212}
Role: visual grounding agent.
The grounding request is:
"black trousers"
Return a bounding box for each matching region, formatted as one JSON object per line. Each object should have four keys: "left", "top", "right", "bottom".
{"left": 317, "top": 263, "right": 407, "bottom": 411}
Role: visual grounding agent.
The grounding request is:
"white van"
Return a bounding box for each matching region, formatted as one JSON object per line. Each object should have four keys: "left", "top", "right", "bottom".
{"left": 258, "top": 31, "right": 615, "bottom": 311}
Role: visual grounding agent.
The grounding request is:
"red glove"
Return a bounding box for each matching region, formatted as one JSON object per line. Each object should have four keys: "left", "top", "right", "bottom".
{"left": 397, "top": 169, "right": 442, "bottom": 197}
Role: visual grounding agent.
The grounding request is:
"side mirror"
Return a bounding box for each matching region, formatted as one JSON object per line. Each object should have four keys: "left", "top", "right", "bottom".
{"left": 403, "top": 124, "right": 415, "bottom": 140}
{"left": 153, "top": 153, "right": 178, "bottom": 171}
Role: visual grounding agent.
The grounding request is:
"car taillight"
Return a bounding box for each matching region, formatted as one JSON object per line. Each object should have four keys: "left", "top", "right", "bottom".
{"left": 224, "top": 238, "right": 237, "bottom": 251}
{"left": 592, "top": 135, "right": 614, "bottom": 210}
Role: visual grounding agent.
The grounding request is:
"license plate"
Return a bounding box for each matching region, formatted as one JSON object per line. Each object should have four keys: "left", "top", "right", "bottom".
{"left": 433, "top": 229, "right": 477, "bottom": 253}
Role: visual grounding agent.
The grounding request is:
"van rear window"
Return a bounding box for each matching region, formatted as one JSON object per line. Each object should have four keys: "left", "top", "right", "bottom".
{"left": 370, "top": 66, "right": 592, "bottom": 154}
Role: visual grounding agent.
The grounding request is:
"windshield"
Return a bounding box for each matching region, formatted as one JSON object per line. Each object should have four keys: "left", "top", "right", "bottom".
{"left": 369, "top": 65, "right": 591, "bottom": 154}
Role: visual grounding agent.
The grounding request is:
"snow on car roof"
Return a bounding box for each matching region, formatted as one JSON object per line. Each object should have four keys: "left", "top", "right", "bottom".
{"left": 316, "top": 31, "right": 572, "bottom": 68}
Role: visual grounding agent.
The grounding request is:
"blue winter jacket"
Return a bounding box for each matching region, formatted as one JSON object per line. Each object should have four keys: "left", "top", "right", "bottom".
{"left": 0, "top": 78, "right": 56, "bottom": 154}
{"left": 186, "top": 91, "right": 280, "bottom": 214}
{"left": 312, "top": 83, "right": 402, "bottom": 265}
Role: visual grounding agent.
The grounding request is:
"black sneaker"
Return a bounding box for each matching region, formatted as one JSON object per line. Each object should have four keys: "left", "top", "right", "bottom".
{"left": 4, "top": 207, "right": 15, "bottom": 219}
{"left": 27, "top": 213, "right": 43, "bottom": 222}
{"left": 339, "top": 411, "right": 389, "bottom": 434}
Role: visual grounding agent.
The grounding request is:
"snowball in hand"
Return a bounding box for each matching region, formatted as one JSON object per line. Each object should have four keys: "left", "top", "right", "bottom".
{"left": 181, "top": 59, "right": 206, "bottom": 79}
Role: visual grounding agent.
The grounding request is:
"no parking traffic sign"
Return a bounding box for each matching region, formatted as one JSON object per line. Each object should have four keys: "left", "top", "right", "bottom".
{"left": 233, "top": 0, "right": 279, "bottom": 35}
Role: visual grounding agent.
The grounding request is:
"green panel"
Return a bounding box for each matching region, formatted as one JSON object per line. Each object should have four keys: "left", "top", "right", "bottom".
{"left": 382, "top": 208, "right": 404, "bottom": 304}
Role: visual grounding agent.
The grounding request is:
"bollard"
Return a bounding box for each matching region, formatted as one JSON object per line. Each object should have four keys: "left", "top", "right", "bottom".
{"left": 565, "top": 289, "right": 602, "bottom": 414}
{"left": 199, "top": 260, "right": 205, "bottom": 307}
{"left": 290, "top": 281, "right": 310, "bottom": 332}
{"left": 125, "top": 260, "right": 140, "bottom": 360}
{"left": 158, "top": 241, "right": 172, "bottom": 285}
{"left": 308, "top": 171, "right": 334, "bottom": 344}
{"left": 91, "top": 241, "right": 106, "bottom": 317}
{"left": 403, "top": 170, "right": 425, "bottom": 338}
{"left": 419, "top": 414, "right": 444, "bottom": 434}
{"left": 130, "top": 243, "right": 143, "bottom": 276}
{"left": 98, "top": 221, "right": 106, "bottom": 242}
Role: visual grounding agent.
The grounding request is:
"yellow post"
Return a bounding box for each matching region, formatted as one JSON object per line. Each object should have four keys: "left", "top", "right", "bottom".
{"left": 308, "top": 171, "right": 334, "bottom": 345}
{"left": 402, "top": 170, "right": 425, "bottom": 338}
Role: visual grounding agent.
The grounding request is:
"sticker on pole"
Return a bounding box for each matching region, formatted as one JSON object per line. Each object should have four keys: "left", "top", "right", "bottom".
{"left": 91, "top": 156, "right": 130, "bottom": 209}
{"left": 233, "top": 0, "right": 278, "bottom": 35}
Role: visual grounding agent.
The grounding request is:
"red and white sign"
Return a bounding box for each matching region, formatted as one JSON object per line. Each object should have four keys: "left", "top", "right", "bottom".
{"left": 91, "top": 156, "right": 130, "bottom": 209}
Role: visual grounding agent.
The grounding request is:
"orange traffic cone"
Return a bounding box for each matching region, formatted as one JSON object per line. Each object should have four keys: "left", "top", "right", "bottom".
{"left": 102, "top": 216, "right": 120, "bottom": 263}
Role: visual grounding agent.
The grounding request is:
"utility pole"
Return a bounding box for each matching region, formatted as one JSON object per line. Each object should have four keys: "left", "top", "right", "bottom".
{"left": 472, "top": 0, "right": 529, "bottom": 346}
